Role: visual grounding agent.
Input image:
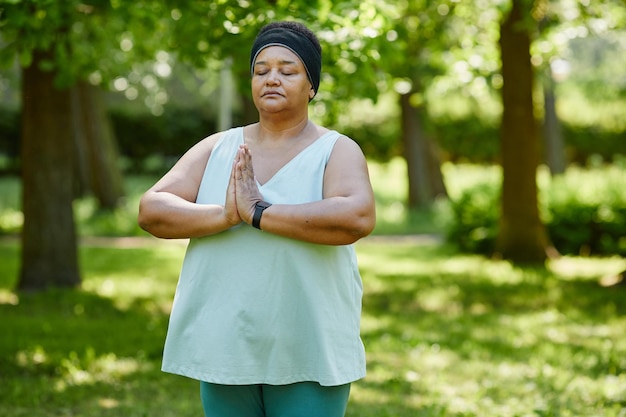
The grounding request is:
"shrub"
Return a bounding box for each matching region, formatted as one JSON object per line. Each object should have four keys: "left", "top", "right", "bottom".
{"left": 447, "top": 164, "right": 626, "bottom": 256}
{"left": 109, "top": 106, "right": 217, "bottom": 174}
{"left": 433, "top": 117, "right": 500, "bottom": 163}
{"left": 446, "top": 181, "right": 500, "bottom": 255}
{"left": 543, "top": 165, "right": 626, "bottom": 256}
{"left": 564, "top": 124, "right": 626, "bottom": 164}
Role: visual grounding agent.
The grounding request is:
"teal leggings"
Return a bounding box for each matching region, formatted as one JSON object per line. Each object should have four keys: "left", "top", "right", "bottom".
{"left": 200, "top": 381, "right": 351, "bottom": 417}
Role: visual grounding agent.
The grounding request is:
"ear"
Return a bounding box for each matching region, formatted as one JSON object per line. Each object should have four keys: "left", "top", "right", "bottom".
{"left": 309, "top": 88, "right": 315, "bottom": 99}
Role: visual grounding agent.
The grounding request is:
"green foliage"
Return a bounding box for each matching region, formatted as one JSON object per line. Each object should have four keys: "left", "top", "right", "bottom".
{"left": 447, "top": 163, "right": 626, "bottom": 256}
{"left": 368, "top": 157, "right": 450, "bottom": 236}
{"left": 328, "top": 93, "right": 402, "bottom": 161}
{"left": 563, "top": 125, "right": 626, "bottom": 164}
{"left": 0, "top": 176, "right": 21, "bottom": 234}
{"left": 4, "top": 101, "right": 625, "bottom": 171}
{"left": 447, "top": 182, "right": 500, "bottom": 255}
{"left": 433, "top": 117, "right": 500, "bottom": 163}
{"left": 1, "top": 238, "right": 625, "bottom": 416}
{"left": 1, "top": 0, "right": 625, "bottom": 166}
{"left": 0, "top": 107, "right": 19, "bottom": 174}
{"left": 73, "top": 176, "right": 156, "bottom": 237}
{"left": 544, "top": 163, "right": 626, "bottom": 256}
{"left": 444, "top": 164, "right": 501, "bottom": 254}
{"left": 109, "top": 106, "right": 217, "bottom": 174}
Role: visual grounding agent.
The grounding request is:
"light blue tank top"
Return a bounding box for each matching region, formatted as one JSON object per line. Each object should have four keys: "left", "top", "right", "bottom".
{"left": 161, "top": 127, "right": 366, "bottom": 386}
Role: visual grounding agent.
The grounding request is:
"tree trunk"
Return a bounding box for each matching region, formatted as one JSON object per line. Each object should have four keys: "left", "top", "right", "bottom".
{"left": 427, "top": 138, "right": 447, "bottom": 198}
{"left": 495, "top": 0, "right": 554, "bottom": 263}
{"left": 18, "top": 51, "right": 80, "bottom": 291}
{"left": 543, "top": 68, "right": 566, "bottom": 176}
{"left": 71, "top": 81, "right": 125, "bottom": 209}
{"left": 218, "top": 57, "right": 234, "bottom": 131}
{"left": 234, "top": 65, "right": 258, "bottom": 126}
{"left": 239, "top": 92, "right": 258, "bottom": 125}
{"left": 400, "top": 92, "right": 446, "bottom": 209}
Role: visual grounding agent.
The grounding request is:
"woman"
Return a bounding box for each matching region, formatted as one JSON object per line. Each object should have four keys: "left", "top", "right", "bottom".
{"left": 138, "top": 21, "right": 376, "bottom": 417}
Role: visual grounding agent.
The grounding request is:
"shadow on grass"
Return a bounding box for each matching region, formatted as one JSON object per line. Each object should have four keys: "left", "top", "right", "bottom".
{"left": 0, "top": 243, "right": 201, "bottom": 417}
{"left": 0, "top": 289, "right": 202, "bottom": 416}
{"left": 2, "top": 240, "right": 625, "bottom": 416}
{"left": 353, "top": 241, "right": 626, "bottom": 415}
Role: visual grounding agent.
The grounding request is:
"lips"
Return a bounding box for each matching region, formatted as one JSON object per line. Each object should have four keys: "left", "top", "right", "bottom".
{"left": 262, "top": 90, "right": 282, "bottom": 97}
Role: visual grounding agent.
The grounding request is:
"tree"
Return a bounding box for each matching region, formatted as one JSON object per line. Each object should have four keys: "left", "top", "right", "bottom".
{"left": 542, "top": 64, "right": 566, "bottom": 176}
{"left": 0, "top": 1, "right": 164, "bottom": 290}
{"left": 369, "top": 0, "right": 453, "bottom": 208}
{"left": 19, "top": 50, "right": 80, "bottom": 290}
{"left": 72, "top": 81, "right": 124, "bottom": 208}
{"left": 494, "top": 0, "right": 554, "bottom": 263}
{"left": 538, "top": 0, "right": 626, "bottom": 170}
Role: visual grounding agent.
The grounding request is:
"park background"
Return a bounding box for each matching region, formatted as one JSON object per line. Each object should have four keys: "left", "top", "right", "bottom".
{"left": 1, "top": 0, "right": 625, "bottom": 416}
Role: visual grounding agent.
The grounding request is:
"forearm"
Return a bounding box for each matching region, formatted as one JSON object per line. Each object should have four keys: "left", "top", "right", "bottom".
{"left": 138, "top": 192, "right": 233, "bottom": 239}
{"left": 256, "top": 197, "right": 375, "bottom": 245}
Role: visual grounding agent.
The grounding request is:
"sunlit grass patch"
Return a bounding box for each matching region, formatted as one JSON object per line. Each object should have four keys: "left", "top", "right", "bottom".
{"left": 1, "top": 236, "right": 625, "bottom": 416}
{"left": 352, "top": 239, "right": 626, "bottom": 416}
{"left": 0, "top": 241, "right": 200, "bottom": 417}
{"left": 79, "top": 244, "right": 186, "bottom": 312}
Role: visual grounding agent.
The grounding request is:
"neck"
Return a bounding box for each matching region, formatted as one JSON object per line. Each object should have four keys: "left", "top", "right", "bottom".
{"left": 256, "top": 114, "right": 311, "bottom": 142}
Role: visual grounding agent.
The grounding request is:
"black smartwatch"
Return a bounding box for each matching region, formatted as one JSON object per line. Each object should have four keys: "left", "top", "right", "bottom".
{"left": 252, "top": 201, "right": 272, "bottom": 230}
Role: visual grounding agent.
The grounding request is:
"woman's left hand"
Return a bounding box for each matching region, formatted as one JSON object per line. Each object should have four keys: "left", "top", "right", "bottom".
{"left": 234, "top": 144, "right": 265, "bottom": 224}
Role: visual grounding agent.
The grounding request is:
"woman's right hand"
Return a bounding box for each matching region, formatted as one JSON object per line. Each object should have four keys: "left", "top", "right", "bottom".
{"left": 224, "top": 159, "right": 243, "bottom": 226}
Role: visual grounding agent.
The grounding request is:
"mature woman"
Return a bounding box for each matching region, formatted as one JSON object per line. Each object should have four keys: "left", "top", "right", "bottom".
{"left": 138, "top": 20, "right": 376, "bottom": 417}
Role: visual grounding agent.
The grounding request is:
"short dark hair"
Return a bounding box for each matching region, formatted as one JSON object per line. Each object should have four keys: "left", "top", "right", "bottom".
{"left": 258, "top": 21, "right": 322, "bottom": 57}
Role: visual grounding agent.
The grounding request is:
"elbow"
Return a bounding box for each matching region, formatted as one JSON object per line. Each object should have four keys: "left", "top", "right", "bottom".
{"left": 137, "top": 215, "right": 151, "bottom": 234}
{"left": 358, "top": 215, "right": 376, "bottom": 239}
{"left": 137, "top": 196, "right": 159, "bottom": 235}
{"left": 137, "top": 211, "right": 167, "bottom": 239}
{"left": 137, "top": 211, "right": 152, "bottom": 234}
{"left": 344, "top": 211, "right": 376, "bottom": 244}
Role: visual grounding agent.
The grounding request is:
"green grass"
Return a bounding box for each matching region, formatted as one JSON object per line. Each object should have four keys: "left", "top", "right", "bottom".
{"left": 1, "top": 238, "right": 625, "bottom": 416}
{"left": 2, "top": 163, "right": 626, "bottom": 415}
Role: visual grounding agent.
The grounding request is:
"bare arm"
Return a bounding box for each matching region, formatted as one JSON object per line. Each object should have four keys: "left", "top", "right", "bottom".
{"left": 138, "top": 133, "right": 241, "bottom": 239}
{"left": 235, "top": 136, "right": 376, "bottom": 245}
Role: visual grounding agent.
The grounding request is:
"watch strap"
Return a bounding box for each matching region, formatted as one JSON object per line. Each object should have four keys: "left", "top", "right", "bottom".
{"left": 252, "top": 201, "right": 272, "bottom": 230}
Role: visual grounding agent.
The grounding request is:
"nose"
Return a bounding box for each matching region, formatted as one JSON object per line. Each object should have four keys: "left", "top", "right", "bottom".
{"left": 266, "top": 69, "right": 280, "bottom": 85}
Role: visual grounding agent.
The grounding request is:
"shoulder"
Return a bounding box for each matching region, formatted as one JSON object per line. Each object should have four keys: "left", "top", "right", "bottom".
{"left": 310, "top": 124, "right": 361, "bottom": 152}
{"left": 203, "top": 127, "right": 242, "bottom": 147}
{"left": 330, "top": 132, "right": 366, "bottom": 159}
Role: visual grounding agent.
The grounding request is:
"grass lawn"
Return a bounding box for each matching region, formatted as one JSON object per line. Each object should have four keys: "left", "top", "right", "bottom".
{"left": 1, "top": 237, "right": 625, "bottom": 416}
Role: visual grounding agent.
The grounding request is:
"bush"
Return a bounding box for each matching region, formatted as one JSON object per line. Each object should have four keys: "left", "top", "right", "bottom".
{"left": 543, "top": 164, "right": 626, "bottom": 256}
{"left": 433, "top": 117, "right": 500, "bottom": 163}
{"left": 446, "top": 181, "right": 500, "bottom": 255}
{"left": 564, "top": 124, "right": 626, "bottom": 164}
{"left": 111, "top": 106, "right": 217, "bottom": 174}
{"left": 447, "top": 164, "right": 626, "bottom": 256}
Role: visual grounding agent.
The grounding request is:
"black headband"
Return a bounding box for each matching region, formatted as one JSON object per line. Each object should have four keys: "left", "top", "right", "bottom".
{"left": 250, "top": 27, "right": 322, "bottom": 94}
